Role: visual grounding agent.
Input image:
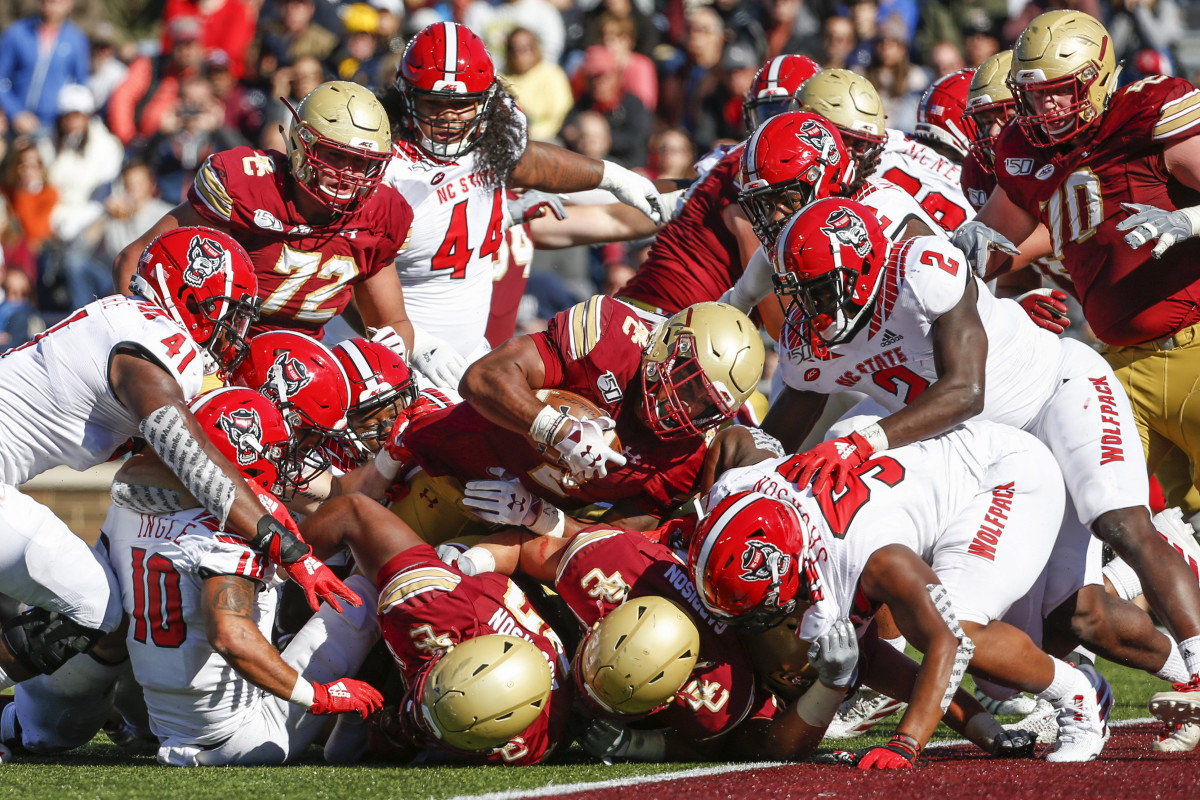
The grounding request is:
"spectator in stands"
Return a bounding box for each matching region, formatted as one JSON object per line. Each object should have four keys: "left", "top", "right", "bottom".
{"left": 762, "top": 0, "right": 822, "bottom": 60}
{"left": 0, "top": 196, "right": 37, "bottom": 286}
{"left": 821, "top": 15, "right": 858, "bottom": 68}
{"left": 261, "top": 54, "right": 325, "bottom": 152}
{"left": 259, "top": 0, "right": 339, "bottom": 66}
{"left": 930, "top": 40, "right": 968, "bottom": 77}
{"left": 645, "top": 127, "right": 696, "bottom": 181}
{"left": 144, "top": 76, "right": 247, "bottom": 204}
{"left": 865, "top": 14, "right": 928, "bottom": 133}
{"left": 569, "top": 46, "right": 651, "bottom": 167}
{"left": 1, "top": 140, "right": 57, "bottom": 254}
{"left": 0, "top": 0, "right": 90, "bottom": 136}
{"left": 578, "top": 0, "right": 659, "bottom": 58}
{"left": 845, "top": 0, "right": 880, "bottom": 69}
{"left": 0, "top": 268, "right": 44, "bottom": 348}
{"left": 699, "top": 41, "right": 761, "bottom": 146}
{"left": 917, "top": 1, "right": 1005, "bottom": 65}
{"left": 1108, "top": 0, "right": 1183, "bottom": 69}
{"left": 87, "top": 23, "right": 127, "bottom": 113}
{"left": 107, "top": 16, "right": 206, "bottom": 145}
{"left": 205, "top": 50, "right": 265, "bottom": 145}
{"left": 561, "top": 109, "right": 613, "bottom": 161}
{"left": 1003, "top": 0, "right": 1102, "bottom": 47}
{"left": 161, "top": 0, "right": 258, "bottom": 80}
{"left": 465, "top": 0, "right": 566, "bottom": 66}
{"left": 38, "top": 84, "right": 123, "bottom": 246}
{"left": 963, "top": 17, "right": 1001, "bottom": 67}
{"left": 597, "top": 13, "right": 658, "bottom": 112}
{"left": 502, "top": 28, "right": 574, "bottom": 143}
{"left": 660, "top": 7, "right": 727, "bottom": 136}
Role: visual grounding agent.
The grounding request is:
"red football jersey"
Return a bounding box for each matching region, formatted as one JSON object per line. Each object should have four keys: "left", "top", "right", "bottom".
{"left": 993, "top": 77, "right": 1200, "bottom": 345}
{"left": 554, "top": 527, "right": 758, "bottom": 741}
{"left": 485, "top": 221, "right": 533, "bottom": 348}
{"left": 375, "top": 544, "right": 571, "bottom": 765}
{"left": 619, "top": 146, "right": 746, "bottom": 314}
{"left": 189, "top": 147, "right": 414, "bottom": 337}
{"left": 401, "top": 297, "right": 711, "bottom": 517}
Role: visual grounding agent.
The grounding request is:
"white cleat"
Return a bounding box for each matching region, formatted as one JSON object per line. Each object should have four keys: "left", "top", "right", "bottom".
{"left": 975, "top": 689, "right": 1038, "bottom": 717}
{"left": 1152, "top": 722, "right": 1200, "bottom": 753}
{"left": 1044, "top": 665, "right": 1110, "bottom": 763}
{"left": 1151, "top": 507, "right": 1200, "bottom": 581}
{"left": 1002, "top": 697, "right": 1059, "bottom": 744}
{"left": 1149, "top": 680, "right": 1200, "bottom": 727}
{"left": 823, "top": 689, "right": 907, "bottom": 740}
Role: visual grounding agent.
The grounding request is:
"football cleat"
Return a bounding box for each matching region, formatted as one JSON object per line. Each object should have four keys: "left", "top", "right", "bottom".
{"left": 1150, "top": 679, "right": 1200, "bottom": 728}
{"left": 1152, "top": 507, "right": 1200, "bottom": 581}
{"left": 1002, "top": 697, "right": 1059, "bottom": 744}
{"left": 974, "top": 688, "right": 1038, "bottom": 717}
{"left": 1153, "top": 721, "right": 1200, "bottom": 753}
{"left": 1044, "top": 665, "right": 1110, "bottom": 763}
{"left": 823, "top": 688, "right": 906, "bottom": 740}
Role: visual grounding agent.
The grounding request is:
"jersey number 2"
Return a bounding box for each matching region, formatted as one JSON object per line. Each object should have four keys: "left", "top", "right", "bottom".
{"left": 432, "top": 192, "right": 504, "bottom": 279}
{"left": 130, "top": 547, "right": 186, "bottom": 648}
{"left": 811, "top": 457, "right": 907, "bottom": 537}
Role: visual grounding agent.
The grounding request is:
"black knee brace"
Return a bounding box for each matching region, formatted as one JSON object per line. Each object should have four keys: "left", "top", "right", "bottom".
{"left": 1, "top": 607, "right": 104, "bottom": 675}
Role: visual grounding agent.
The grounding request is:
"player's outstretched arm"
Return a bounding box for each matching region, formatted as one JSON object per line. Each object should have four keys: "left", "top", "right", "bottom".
{"left": 299, "top": 493, "right": 426, "bottom": 582}
{"left": 203, "top": 574, "right": 382, "bottom": 719}
{"left": 526, "top": 203, "right": 659, "bottom": 249}
{"left": 112, "top": 202, "right": 210, "bottom": 296}
{"left": 459, "top": 335, "right": 549, "bottom": 433}
{"left": 512, "top": 141, "right": 664, "bottom": 223}
{"left": 965, "top": 187, "right": 1039, "bottom": 279}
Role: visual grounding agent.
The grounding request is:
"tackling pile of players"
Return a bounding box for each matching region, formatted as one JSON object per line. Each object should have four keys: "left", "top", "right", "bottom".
{"left": 0, "top": 12, "right": 1198, "bottom": 771}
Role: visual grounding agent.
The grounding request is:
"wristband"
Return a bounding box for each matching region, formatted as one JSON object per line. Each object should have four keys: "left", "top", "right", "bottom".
{"left": 855, "top": 422, "right": 889, "bottom": 454}
{"left": 530, "top": 405, "right": 570, "bottom": 447}
{"left": 373, "top": 448, "right": 402, "bottom": 482}
{"left": 289, "top": 676, "right": 315, "bottom": 709}
{"left": 794, "top": 681, "right": 846, "bottom": 728}
{"left": 528, "top": 500, "right": 566, "bottom": 537}
{"left": 457, "top": 546, "right": 497, "bottom": 577}
{"left": 889, "top": 732, "right": 921, "bottom": 758}
{"left": 1180, "top": 205, "right": 1200, "bottom": 233}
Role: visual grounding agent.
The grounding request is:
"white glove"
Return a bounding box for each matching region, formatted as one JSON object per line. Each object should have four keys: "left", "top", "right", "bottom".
{"left": 1116, "top": 202, "right": 1200, "bottom": 259}
{"left": 599, "top": 160, "right": 664, "bottom": 224}
{"left": 507, "top": 190, "right": 567, "bottom": 228}
{"left": 435, "top": 543, "right": 464, "bottom": 567}
{"left": 462, "top": 468, "right": 539, "bottom": 526}
{"left": 367, "top": 325, "right": 408, "bottom": 362}
{"left": 807, "top": 618, "right": 859, "bottom": 688}
{"left": 720, "top": 246, "right": 774, "bottom": 313}
{"left": 410, "top": 328, "right": 467, "bottom": 391}
{"left": 950, "top": 220, "right": 1020, "bottom": 278}
{"left": 659, "top": 188, "right": 687, "bottom": 223}
{"left": 552, "top": 416, "right": 627, "bottom": 481}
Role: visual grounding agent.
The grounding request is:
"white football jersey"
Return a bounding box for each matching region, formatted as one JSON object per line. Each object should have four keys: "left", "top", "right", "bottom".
{"left": 778, "top": 236, "right": 1061, "bottom": 430}
{"left": 877, "top": 130, "right": 974, "bottom": 231}
{"left": 386, "top": 110, "right": 528, "bottom": 359}
{"left": 0, "top": 295, "right": 205, "bottom": 483}
{"left": 707, "top": 421, "right": 1053, "bottom": 641}
{"left": 103, "top": 505, "right": 278, "bottom": 748}
{"left": 852, "top": 176, "right": 947, "bottom": 240}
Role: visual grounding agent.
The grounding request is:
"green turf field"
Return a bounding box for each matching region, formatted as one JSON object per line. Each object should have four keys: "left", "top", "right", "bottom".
{"left": 0, "top": 657, "right": 1164, "bottom": 800}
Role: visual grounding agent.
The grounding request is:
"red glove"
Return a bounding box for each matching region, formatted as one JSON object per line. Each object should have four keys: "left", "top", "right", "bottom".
{"left": 383, "top": 395, "right": 443, "bottom": 466}
{"left": 779, "top": 432, "right": 874, "bottom": 494}
{"left": 250, "top": 489, "right": 362, "bottom": 614}
{"left": 835, "top": 733, "right": 919, "bottom": 770}
{"left": 310, "top": 678, "right": 385, "bottom": 719}
{"left": 1015, "top": 288, "right": 1071, "bottom": 334}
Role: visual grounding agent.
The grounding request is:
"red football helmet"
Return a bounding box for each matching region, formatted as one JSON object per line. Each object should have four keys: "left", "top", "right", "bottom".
{"left": 773, "top": 197, "right": 888, "bottom": 347}
{"left": 130, "top": 226, "right": 260, "bottom": 374}
{"left": 230, "top": 332, "right": 351, "bottom": 484}
{"left": 738, "top": 112, "right": 852, "bottom": 248}
{"left": 914, "top": 69, "right": 975, "bottom": 158}
{"left": 189, "top": 387, "right": 294, "bottom": 493}
{"left": 688, "top": 491, "right": 806, "bottom": 633}
{"left": 397, "top": 22, "right": 497, "bottom": 159}
{"left": 742, "top": 55, "right": 822, "bottom": 132}
{"left": 332, "top": 338, "right": 418, "bottom": 459}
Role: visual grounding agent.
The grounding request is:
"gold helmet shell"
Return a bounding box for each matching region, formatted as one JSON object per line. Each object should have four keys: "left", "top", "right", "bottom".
{"left": 420, "top": 634, "right": 552, "bottom": 752}
{"left": 640, "top": 302, "right": 765, "bottom": 439}
{"left": 798, "top": 69, "right": 886, "bottom": 158}
{"left": 577, "top": 596, "right": 700, "bottom": 715}
{"left": 965, "top": 51, "right": 1016, "bottom": 164}
{"left": 1008, "top": 11, "right": 1118, "bottom": 146}
{"left": 286, "top": 81, "right": 393, "bottom": 213}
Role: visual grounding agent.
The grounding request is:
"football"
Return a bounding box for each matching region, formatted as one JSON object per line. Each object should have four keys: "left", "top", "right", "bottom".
{"left": 531, "top": 388, "right": 622, "bottom": 465}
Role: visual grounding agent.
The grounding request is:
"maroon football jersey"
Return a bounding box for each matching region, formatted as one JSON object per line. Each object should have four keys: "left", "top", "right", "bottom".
{"left": 189, "top": 147, "right": 414, "bottom": 337}
{"left": 401, "top": 297, "right": 711, "bottom": 517}
{"left": 375, "top": 544, "right": 571, "bottom": 765}
{"left": 554, "top": 527, "right": 758, "bottom": 741}
{"left": 993, "top": 77, "right": 1200, "bottom": 345}
{"left": 619, "top": 146, "right": 746, "bottom": 314}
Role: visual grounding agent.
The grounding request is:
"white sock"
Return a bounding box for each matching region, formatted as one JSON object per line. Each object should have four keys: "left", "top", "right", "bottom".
{"left": 1039, "top": 658, "right": 1082, "bottom": 706}
{"left": 882, "top": 635, "right": 907, "bottom": 653}
{"left": 1102, "top": 557, "right": 1143, "bottom": 601}
{"left": 1156, "top": 635, "right": 1190, "bottom": 683}
{"left": 1179, "top": 635, "right": 1200, "bottom": 682}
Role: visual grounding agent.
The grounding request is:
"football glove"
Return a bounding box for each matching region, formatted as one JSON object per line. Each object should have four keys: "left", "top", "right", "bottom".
{"left": 507, "top": 190, "right": 567, "bottom": 227}
{"left": 599, "top": 160, "right": 664, "bottom": 224}
{"left": 552, "top": 416, "right": 627, "bottom": 482}
{"left": 311, "top": 679, "right": 385, "bottom": 719}
{"left": 808, "top": 618, "right": 859, "bottom": 688}
{"left": 780, "top": 432, "right": 874, "bottom": 494}
{"left": 410, "top": 328, "right": 467, "bottom": 391}
{"left": 1014, "top": 288, "right": 1071, "bottom": 334}
{"left": 951, "top": 220, "right": 1020, "bottom": 278}
{"left": 1116, "top": 202, "right": 1200, "bottom": 259}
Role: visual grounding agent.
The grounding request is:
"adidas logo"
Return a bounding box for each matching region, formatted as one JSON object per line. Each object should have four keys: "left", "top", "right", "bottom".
{"left": 835, "top": 441, "right": 857, "bottom": 458}
{"left": 880, "top": 329, "right": 903, "bottom": 347}
{"left": 329, "top": 681, "right": 352, "bottom": 698}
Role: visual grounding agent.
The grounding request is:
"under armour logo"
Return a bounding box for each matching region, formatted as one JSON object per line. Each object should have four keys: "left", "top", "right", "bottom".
{"left": 507, "top": 497, "right": 527, "bottom": 513}
{"left": 419, "top": 488, "right": 438, "bottom": 509}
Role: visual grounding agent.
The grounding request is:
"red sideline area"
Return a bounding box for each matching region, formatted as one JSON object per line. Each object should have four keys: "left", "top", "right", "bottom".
{"left": 552, "top": 724, "right": 1200, "bottom": 800}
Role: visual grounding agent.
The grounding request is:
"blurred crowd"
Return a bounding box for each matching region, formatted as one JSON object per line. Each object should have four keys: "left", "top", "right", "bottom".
{"left": 0, "top": 0, "right": 1195, "bottom": 343}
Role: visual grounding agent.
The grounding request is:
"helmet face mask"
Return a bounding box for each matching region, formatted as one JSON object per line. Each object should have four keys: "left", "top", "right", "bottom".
{"left": 742, "top": 54, "right": 821, "bottom": 132}
{"left": 963, "top": 50, "right": 1016, "bottom": 168}
{"left": 332, "top": 338, "right": 417, "bottom": 459}
{"left": 285, "top": 82, "right": 392, "bottom": 215}
{"left": 641, "top": 333, "right": 737, "bottom": 439}
{"left": 740, "top": 182, "right": 818, "bottom": 249}
{"left": 404, "top": 90, "right": 495, "bottom": 159}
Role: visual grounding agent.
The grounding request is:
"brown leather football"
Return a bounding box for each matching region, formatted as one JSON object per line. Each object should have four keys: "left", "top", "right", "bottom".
{"left": 531, "top": 388, "right": 622, "bottom": 464}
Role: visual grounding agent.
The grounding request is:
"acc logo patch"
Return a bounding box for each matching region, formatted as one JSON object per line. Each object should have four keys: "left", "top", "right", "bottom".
{"left": 1035, "top": 164, "right": 1056, "bottom": 180}
{"left": 803, "top": 368, "right": 820, "bottom": 382}
{"left": 1004, "top": 158, "right": 1034, "bottom": 176}
{"left": 741, "top": 540, "right": 791, "bottom": 582}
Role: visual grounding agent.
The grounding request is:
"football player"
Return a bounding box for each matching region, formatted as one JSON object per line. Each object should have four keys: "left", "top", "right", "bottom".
{"left": 962, "top": 10, "right": 1200, "bottom": 724}
{"left": 380, "top": 22, "right": 666, "bottom": 391}
{"left": 877, "top": 69, "right": 976, "bottom": 232}
{"left": 297, "top": 493, "right": 572, "bottom": 766}
{"left": 386, "top": 300, "right": 764, "bottom": 536}
{"left": 113, "top": 82, "right": 416, "bottom": 353}
{"left": 761, "top": 197, "right": 1194, "bottom": 726}
{"left": 0, "top": 227, "right": 354, "bottom": 694}
{"left": 105, "top": 387, "right": 383, "bottom": 766}
{"left": 692, "top": 420, "right": 1111, "bottom": 764}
